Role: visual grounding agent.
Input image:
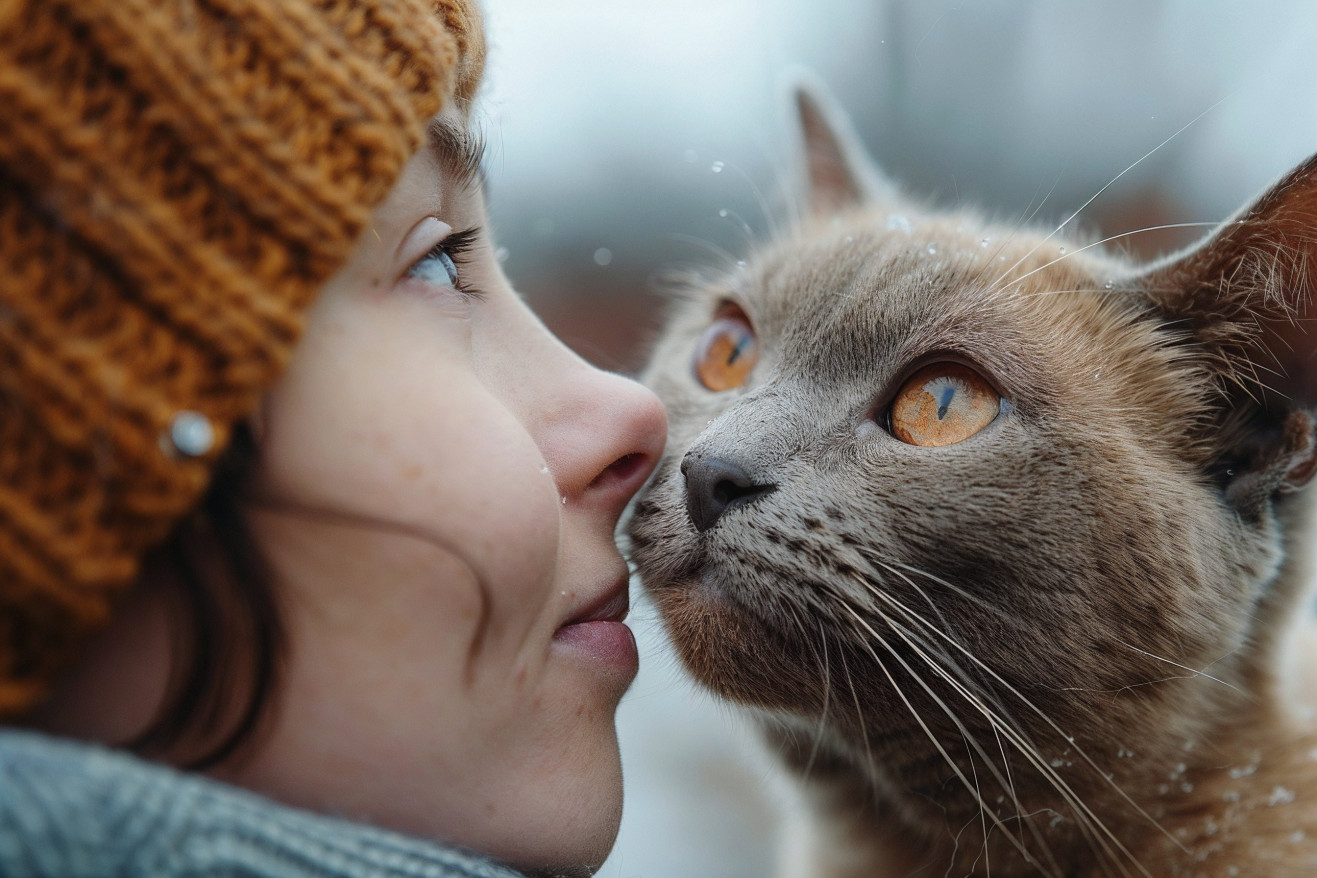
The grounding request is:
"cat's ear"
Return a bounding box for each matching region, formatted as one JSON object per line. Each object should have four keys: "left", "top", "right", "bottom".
{"left": 1139, "top": 153, "right": 1317, "bottom": 408}
{"left": 1136, "top": 153, "right": 1317, "bottom": 508}
{"left": 787, "top": 72, "right": 899, "bottom": 217}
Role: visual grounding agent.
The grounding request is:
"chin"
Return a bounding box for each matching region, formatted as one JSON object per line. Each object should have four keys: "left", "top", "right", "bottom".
{"left": 499, "top": 725, "right": 625, "bottom": 876}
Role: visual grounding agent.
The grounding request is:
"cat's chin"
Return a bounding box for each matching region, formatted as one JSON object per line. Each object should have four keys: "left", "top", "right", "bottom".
{"left": 649, "top": 570, "right": 832, "bottom": 714}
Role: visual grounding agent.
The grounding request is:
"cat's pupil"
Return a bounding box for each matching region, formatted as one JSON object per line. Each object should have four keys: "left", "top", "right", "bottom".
{"left": 936, "top": 385, "right": 955, "bottom": 420}
{"left": 727, "top": 336, "right": 750, "bottom": 366}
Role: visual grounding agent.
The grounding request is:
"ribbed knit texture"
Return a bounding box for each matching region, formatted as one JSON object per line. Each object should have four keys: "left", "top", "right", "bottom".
{"left": 0, "top": 1, "right": 484, "bottom": 713}
{"left": 0, "top": 729, "right": 525, "bottom": 878}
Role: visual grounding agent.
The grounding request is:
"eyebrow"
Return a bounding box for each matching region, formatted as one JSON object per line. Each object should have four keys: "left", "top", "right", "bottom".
{"left": 427, "top": 118, "right": 487, "bottom": 194}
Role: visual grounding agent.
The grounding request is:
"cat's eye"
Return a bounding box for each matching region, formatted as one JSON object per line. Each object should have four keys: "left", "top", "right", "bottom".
{"left": 888, "top": 363, "right": 1001, "bottom": 446}
{"left": 693, "top": 305, "right": 758, "bottom": 391}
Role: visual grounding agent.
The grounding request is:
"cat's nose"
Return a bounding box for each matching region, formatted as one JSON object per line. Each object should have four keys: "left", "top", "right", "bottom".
{"left": 681, "top": 453, "right": 775, "bottom": 533}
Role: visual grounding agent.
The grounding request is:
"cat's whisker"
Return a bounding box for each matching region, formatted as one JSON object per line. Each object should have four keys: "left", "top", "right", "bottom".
{"left": 837, "top": 600, "right": 1066, "bottom": 878}
{"left": 1005, "top": 222, "right": 1222, "bottom": 298}
{"left": 834, "top": 616, "right": 1020, "bottom": 874}
{"left": 846, "top": 586, "right": 1107, "bottom": 877}
{"left": 867, "top": 601, "right": 1142, "bottom": 878}
{"left": 986, "top": 98, "right": 1226, "bottom": 295}
{"left": 966, "top": 172, "right": 1069, "bottom": 312}
{"left": 666, "top": 232, "right": 747, "bottom": 276}
{"left": 836, "top": 639, "right": 881, "bottom": 789}
{"left": 857, "top": 574, "right": 1186, "bottom": 864}
{"left": 834, "top": 590, "right": 1067, "bottom": 873}
{"left": 1111, "top": 638, "right": 1243, "bottom": 694}
{"left": 796, "top": 611, "right": 834, "bottom": 781}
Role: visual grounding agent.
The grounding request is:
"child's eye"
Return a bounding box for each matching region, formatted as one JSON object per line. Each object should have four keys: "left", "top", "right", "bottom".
{"left": 405, "top": 227, "right": 483, "bottom": 298}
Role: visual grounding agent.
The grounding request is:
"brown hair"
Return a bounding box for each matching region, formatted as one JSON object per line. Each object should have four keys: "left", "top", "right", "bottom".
{"left": 126, "top": 424, "right": 283, "bottom": 770}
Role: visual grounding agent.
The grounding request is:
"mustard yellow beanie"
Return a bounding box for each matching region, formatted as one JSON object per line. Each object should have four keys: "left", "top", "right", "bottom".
{"left": 0, "top": 0, "right": 484, "bottom": 714}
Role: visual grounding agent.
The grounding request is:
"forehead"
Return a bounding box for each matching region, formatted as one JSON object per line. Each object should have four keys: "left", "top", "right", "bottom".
{"left": 737, "top": 211, "right": 1123, "bottom": 396}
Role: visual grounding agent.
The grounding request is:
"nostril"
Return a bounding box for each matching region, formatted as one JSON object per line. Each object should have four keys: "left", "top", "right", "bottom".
{"left": 712, "top": 478, "right": 766, "bottom": 508}
{"left": 682, "top": 454, "right": 774, "bottom": 533}
{"left": 590, "top": 452, "right": 645, "bottom": 491}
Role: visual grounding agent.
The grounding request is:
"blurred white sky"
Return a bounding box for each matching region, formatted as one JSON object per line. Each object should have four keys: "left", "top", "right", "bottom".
{"left": 476, "top": 3, "right": 1317, "bottom": 875}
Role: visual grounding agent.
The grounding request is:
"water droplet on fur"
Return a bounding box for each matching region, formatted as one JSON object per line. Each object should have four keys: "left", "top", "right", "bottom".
{"left": 1181, "top": 782, "right": 1194, "bottom": 793}
{"left": 1104, "top": 280, "right": 1114, "bottom": 290}
{"left": 683, "top": 149, "right": 698, "bottom": 163}
{"left": 1050, "top": 758, "right": 1064, "bottom": 767}
{"left": 736, "top": 260, "right": 747, "bottom": 268}
{"left": 886, "top": 214, "right": 912, "bottom": 233}
{"left": 1222, "top": 790, "right": 1241, "bottom": 803}
{"left": 998, "top": 255, "right": 1007, "bottom": 262}
{"left": 1093, "top": 371, "right": 1101, "bottom": 379}
{"left": 980, "top": 237, "right": 990, "bottom": 247}
{"left": 539, "top": 464, "right": 550, "bottom": 475}
{"left": 1293, "top": 830, "right": 1307, "bottom": 843}
{"left": 1268, "top": 785, "right": 1295, "bottom": 806}
{"left": 1229, "top": 764, "right": 1256, "bottom": 779}
{"left": 711, "top": 161, "right": 725, "bottom": 173}
{"left": 593, "top": 247, "right": 613, "bottom": 266}
{"left": 1058, "top": 246, "right": 1068, "bottom": 255}
{"left": 561, "top": 496, "right": 568, "bottom": 505}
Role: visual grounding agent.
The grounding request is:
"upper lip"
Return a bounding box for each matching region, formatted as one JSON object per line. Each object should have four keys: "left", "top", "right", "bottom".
{"left": 563, "top": 572, "right": 630, "bottom": 626}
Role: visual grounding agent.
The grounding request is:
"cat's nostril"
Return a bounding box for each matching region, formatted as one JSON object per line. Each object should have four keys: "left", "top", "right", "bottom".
{"left": 682, "top": 454, "right": 775, "bottom": 533}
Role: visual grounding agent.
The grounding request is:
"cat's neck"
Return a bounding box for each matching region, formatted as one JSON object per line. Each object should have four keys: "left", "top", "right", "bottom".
{"left": 773, "top": 688, "right": 1317, "bottom": 878}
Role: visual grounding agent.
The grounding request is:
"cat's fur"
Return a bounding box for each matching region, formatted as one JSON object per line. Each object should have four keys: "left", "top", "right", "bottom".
{"left": 627, "top": 84, "right": 1317, "bottom": 877}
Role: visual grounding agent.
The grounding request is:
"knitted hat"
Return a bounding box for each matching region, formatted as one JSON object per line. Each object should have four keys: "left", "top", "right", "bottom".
{"left": 0, "top": 0, "right": 485, "bottom": 714}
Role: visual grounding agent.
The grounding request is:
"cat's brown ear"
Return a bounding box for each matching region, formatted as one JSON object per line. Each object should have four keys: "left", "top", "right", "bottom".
{"left": 1139, "top": 153, "right": 1317, "bottom": 409}
{"left": 1138, "top": 153, "right": 1317, "bottom": 510}
{"left": 789, "top": 74, "right": 899, "bottom": 217}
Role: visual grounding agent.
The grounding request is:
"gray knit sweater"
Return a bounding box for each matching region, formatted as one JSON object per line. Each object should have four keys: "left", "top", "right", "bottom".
{"left": 0, "top": 730, "right": 526, "bottom": 878}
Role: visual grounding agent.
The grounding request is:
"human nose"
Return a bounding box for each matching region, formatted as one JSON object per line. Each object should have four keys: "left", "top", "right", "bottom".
{"left": 549, "top": 364, "right": 667, "bottom": 518}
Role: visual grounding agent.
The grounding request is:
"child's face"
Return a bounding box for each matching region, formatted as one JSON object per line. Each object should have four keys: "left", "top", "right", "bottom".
{"left": 230, "top": 109, "right": 666, "bottom": 871}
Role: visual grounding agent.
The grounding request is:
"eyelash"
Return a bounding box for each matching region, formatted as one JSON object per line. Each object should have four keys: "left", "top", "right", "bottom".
{"left": 413, "top": 226, "right": 486, "bottom": 299}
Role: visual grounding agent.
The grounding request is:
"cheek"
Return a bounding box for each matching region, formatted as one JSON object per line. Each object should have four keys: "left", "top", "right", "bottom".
{"left": 255, "top": 296, "right": 563, "bottom": 615}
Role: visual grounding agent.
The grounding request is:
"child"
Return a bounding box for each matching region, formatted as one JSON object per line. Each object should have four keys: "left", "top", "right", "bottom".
{"left": 0, "top": 2, "right": 666, "bottom": 877}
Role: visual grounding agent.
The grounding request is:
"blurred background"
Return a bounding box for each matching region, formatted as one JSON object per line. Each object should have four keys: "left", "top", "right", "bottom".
{"left": 477, "top": 2, "right": 1317, "bottom": 875}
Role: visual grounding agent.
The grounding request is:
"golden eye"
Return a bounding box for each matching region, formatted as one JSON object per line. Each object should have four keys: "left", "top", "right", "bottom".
{"left": 693, "top": 305, "right": 758, "bottom": 391}
{"left": 889, "top": 363, "right": 1001, "bottom": 446}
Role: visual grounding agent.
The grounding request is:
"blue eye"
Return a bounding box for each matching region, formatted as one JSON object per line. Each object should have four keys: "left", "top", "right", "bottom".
{"left": 405, "top": 227, "right": 484, "bottom": 297}
{"left": 408, "top": 246, "right": 460, "bottom": 287}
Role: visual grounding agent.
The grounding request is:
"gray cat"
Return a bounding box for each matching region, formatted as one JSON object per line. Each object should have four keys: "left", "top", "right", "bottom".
{"left": 627, "top": 84, "right": 1317, "bottom": 877}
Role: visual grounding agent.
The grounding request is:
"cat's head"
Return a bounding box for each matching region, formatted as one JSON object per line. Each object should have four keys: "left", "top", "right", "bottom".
{"left": 628, "top": 80, "right": 1317, "bottom": 857}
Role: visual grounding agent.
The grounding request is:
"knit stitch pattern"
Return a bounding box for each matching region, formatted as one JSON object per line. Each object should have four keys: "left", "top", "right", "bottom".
{"left": 0, "top": 0, "right": 484, "bottom": 713}
{"left": 0, "top": 729, "right": 525, "bottom": 878}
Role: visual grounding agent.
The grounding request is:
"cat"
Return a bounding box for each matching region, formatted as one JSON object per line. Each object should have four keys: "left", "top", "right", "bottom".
{"left": 626, "top": 81, "right": 1317, "bottom": 878}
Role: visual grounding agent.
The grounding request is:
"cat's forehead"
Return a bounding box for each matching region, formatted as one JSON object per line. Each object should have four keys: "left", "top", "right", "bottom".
{"left": 726, "top": 210, "right": 1118, "bottom": 379}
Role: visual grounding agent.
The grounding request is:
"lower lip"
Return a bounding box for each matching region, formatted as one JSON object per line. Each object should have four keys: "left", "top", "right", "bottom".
{"left": 553, "top": 620, "right": 639, "bottom": 674}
